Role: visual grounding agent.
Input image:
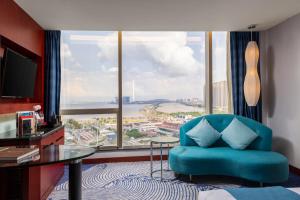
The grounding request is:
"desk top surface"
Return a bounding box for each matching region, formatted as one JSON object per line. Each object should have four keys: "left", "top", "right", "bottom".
{"left": 0, "top": 125, "right": 64, "bottom": 141}
{"left": 0, "top": 144, "right": 95, "bottom": 168}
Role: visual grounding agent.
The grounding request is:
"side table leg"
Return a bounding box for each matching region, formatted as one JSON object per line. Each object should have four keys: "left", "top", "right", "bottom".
{"left": 69, "top": 159, "right": 82, "bottom": 200}
{"left": 167, "top": 144, "right": 170, "bottom": 170}
{"left": 150, "top": 142, "right": 153, "bottom": 177}
{"left": 160, "top": 143, "right": 163, "bottom": 181}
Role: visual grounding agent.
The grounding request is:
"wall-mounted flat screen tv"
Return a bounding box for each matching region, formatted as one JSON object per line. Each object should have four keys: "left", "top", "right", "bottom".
{"left": 1, "top": 48, "right": 37, "bottom": 98}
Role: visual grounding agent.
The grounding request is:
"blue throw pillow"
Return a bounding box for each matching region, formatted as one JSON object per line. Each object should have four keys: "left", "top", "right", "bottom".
{"left": 221, "top": 118, "right": 258, "bottom": 150}
{"left": 186, "top": 118, "right": 221, "bottom": 147}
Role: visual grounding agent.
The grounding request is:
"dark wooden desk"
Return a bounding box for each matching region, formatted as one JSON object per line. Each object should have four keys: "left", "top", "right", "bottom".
{"left": 0, "top": 145, "right": 96, "bottom": 200}
{"left": 0, "top": 125, "right": 65, "bottom": 200}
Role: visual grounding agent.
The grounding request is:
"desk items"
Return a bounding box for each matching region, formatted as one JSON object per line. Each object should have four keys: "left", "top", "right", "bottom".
{"left": 33, "top": 104, "right": 45, "bottom": 127}
{"left": 16, "top": 105, "right": 45, "bottom": 136}
{"left": 0, "top": 146, "right": 39, "bottom": 163}
{"left": 16, "top": 111, "right": 36, "bottom": 135}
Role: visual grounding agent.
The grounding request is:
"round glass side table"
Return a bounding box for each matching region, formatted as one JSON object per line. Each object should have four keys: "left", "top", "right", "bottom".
{"left": 150, "top": 136, "right": 179, "bottom": 180}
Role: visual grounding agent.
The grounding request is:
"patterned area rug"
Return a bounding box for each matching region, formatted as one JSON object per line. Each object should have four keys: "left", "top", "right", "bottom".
{"left": 48, "top": 161, "right": 300, "bottom": 200}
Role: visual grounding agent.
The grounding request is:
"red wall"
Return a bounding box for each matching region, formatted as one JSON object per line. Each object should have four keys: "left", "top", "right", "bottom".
{"left": 0, "top": 0, "right": 44, "bottom": 114}
{"left": 0, "top": 0, "right": 43, "bottom": 56}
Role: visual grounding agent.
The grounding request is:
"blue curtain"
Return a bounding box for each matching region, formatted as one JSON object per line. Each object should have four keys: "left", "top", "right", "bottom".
{"left": 44, "top": 30, "right": 61, "bottom": 123}
{"left": 230, "top": 32, "right": 262, "bottom": 122}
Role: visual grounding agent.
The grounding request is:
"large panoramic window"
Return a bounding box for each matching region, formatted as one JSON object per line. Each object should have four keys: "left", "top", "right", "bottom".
{"left": 60, "top": 31, "right": 231, "bottom": 149}
{"left": 122, "top": 32, "right": 206, "bottom": 147}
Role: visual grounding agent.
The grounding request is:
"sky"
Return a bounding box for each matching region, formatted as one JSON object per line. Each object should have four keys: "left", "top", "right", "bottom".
{"left": 60, "top": 31, "right": 227, "bottom": 106}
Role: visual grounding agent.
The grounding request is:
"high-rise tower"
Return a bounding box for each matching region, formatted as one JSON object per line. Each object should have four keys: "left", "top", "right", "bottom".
{"left": 132, "top": 80, "right": 135, "bottom": 102}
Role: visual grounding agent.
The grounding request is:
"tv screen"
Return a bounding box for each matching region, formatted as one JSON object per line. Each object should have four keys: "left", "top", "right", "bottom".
{"left": 1, "top": 49, "right": 37, "bottom": 98}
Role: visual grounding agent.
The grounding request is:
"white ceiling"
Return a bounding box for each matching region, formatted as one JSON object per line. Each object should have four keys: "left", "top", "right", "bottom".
{"left": 16, "top": 0, "right": 300, "bottom": 31}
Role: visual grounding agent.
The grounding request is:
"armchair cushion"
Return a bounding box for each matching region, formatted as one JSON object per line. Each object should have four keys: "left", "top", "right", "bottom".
{"left": 221, "top": 118, "right": 258, "bottom": 150}
{"left": 186, "top": 118, "right": 221, "bottom": 147}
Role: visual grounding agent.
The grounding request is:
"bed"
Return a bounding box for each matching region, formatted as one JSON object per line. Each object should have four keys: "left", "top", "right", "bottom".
{"left": 198, "top": 187, "right": 300, "bottom": 200}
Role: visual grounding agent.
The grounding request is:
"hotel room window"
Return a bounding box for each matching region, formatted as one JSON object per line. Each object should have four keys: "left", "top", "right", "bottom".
{"left": 122, "top": 32, "right": 206, "bottom": 147}
{"left": 60, "top": 31, "right": 230, "bottom": 149}
{"left": 212, "top": 32, "right": 230, "bottom": 114}
{"left": 60, "top": 31, "right": 118, "bottom": 147}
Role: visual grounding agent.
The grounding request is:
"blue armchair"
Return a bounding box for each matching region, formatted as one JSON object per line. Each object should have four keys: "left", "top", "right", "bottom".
{"left": 169, "top": 114, "right": 289, "bottom": 184}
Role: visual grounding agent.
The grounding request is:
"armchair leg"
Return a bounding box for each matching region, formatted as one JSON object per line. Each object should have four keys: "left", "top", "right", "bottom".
{"left": 259, "top": 182, "right": 264, "bottom": 187}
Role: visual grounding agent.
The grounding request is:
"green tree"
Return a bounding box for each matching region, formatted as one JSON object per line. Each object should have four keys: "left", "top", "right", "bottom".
{"left": 126, "top": 129, "right": 143, "bottom": 139}
{"left": 66, "top": 119, "right": 83, "bottom": 129}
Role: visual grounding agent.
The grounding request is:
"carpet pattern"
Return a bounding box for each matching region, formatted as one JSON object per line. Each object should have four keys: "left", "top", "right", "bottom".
{"left": 48, "top": 161, "right": 300, "bottom": 200}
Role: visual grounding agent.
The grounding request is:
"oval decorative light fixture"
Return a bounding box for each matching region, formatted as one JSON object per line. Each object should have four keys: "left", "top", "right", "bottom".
{"left": 244, "top": 25, "right": 261, "bottom": 106}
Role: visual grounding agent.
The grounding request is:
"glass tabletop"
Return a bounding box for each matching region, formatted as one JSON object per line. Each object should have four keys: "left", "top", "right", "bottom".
{"left": 0, "top": 145, "right": 96, "bottom": 168}
{"left": 151, "top": 136, "right": 179, "bottom": 144}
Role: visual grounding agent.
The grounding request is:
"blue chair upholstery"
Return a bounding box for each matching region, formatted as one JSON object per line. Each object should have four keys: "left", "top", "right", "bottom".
{"left": 169, "top": 114, "right": 289, "bottom": 183}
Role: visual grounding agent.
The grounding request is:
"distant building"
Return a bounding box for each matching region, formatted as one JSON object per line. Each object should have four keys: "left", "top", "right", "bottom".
{"left": 132, "top": 80, "right": 135, "bottom": 102}
{"left": 133, "top": 121, "right": 161, "bottom": 133}
{"left": 213, "top": 80, "right": 228, "bottom": 110}
{"left": 157, "top": 122, "right": 180, "bottom": 137}
{"left": 176, "top": 97, "right": 203, "bottom": 106}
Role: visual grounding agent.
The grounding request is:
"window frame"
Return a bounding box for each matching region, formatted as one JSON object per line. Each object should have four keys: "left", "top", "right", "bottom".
{"left": 60, "top": 31, "right": 230, "bottom": 150}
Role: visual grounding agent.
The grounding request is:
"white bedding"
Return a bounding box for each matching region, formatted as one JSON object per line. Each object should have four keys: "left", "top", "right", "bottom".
{"left": 198, "top": 187, "right": 300, "bottom": 200}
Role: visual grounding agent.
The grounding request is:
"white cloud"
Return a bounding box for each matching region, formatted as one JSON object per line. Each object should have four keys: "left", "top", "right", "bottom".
{"left": 61, "top": 67, "right": 118, "bottom": 104}
{"left": 96, "top": 32, "right": 118, "bottom": 61}
{"left": 108, "top": 67, "right": 118, "bottom": 72}
{"left": 61, "top": 43, "right": 72, "bottom": 58}
{"left": 122, "top": 32, "right": 206, "bottom": 100}
{"left": 94, "top": 32, "right": 204, "bottom": 77}
{"left": 126, "top": 32, "right": 204, "bottom": 77}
